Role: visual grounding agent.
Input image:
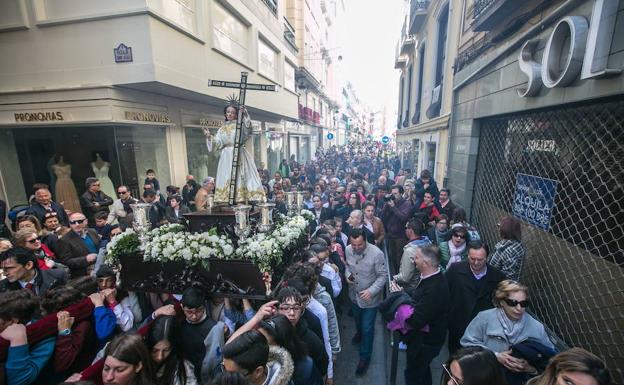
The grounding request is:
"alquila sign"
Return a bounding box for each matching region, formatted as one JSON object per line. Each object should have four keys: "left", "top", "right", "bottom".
{"left": 517, "top": 0, "right": 621, "bottom": 97}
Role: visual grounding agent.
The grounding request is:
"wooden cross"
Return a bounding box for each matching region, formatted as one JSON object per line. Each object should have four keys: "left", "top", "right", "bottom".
{"left": 208, "top": 72, "right": 276, "bottom": 205}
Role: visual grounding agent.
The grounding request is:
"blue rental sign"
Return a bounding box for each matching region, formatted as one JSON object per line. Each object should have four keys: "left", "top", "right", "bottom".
{"left": 382, "top": 136, "right": 390, "bottom": 144}
{"left": 512, "top": 173, "right": 558, "bottom": 230}
{"left": 327, "top": 133, "right": 334, "bottom": 140}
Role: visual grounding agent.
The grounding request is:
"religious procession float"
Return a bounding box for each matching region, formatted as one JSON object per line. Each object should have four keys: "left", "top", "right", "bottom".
{"left": 105, "top": 72, "right": 310, "bottom": 299}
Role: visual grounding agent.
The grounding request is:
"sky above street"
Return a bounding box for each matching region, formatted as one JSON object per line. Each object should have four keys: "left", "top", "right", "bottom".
{"left": 342, "top": 0, "right": 403, "bottom": 128}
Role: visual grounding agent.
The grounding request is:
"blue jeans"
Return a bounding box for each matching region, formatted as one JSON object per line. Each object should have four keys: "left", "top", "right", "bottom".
{"left": 404, "top": 343, "right": 442, "bottom": 385}
{"left": 351, "top": 302, "right": 377, "bottom": 362}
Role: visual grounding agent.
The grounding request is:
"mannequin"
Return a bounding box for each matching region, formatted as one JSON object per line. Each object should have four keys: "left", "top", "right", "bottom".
{"left": 91, "top": 153, "right": 116, "bottom": 199}
{"left": 51, "top": 156, "right": 81, "bottom": 213}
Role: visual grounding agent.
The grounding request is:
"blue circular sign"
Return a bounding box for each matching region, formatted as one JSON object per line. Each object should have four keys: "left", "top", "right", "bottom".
{"left": 382, "top": 135, "right": 390, "bottom": 144}
{"left": 327, "top": 133, "right": 334, "bottom": 140}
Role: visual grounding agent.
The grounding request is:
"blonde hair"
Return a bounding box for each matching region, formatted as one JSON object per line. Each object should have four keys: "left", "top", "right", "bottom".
{"left": 493, "top": 280, "right": 529, "bottom": 308}
{"left": 13, "top": 229, "right": 39, "bottom": 248}
{"left": 526, "top": 348, "right": 612, "bottom": 385}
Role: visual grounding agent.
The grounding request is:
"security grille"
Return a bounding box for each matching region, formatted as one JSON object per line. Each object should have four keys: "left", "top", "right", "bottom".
{"left": 472, "top": 96, "right": 624, "bottom": 383}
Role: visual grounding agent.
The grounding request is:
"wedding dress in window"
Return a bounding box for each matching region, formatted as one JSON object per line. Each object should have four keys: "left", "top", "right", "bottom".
{"left": 52, "top": 159, "right": 81, "bottom": 213}
{"left": 91, "top": 162, "right": 116, "bottom": 200}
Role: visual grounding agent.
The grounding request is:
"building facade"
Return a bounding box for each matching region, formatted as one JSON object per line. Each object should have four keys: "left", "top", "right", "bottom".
{"left": 284, "top": 0, "right": 346, "bottom": 160}
{"left": 447, "top": 0, "right": 624, "bottom": 380}
{"left": 0, "top": 0, "right": 302, "bottom": 207}
{"left": 395, "top": 0, "right": 461, "bottom": 185}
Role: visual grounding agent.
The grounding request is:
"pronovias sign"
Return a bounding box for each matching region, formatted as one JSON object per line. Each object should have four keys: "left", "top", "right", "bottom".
{"left": 517, "top": 0, "right": 621, "bottom": 97}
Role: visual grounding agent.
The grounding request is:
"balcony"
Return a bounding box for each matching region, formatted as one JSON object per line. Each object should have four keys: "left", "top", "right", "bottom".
{"left": 408, "top": 0, "right": 430, "bottom": 34}
{"left": 400, "top": 34, "right": 416, "bottom": 55}
{"left": 472, "top": 0, "right": 523, "bottom": 31}
{"left": 298, "top": 104, "right": 321, "bottom": 125}
{"left": 395, "top": 41, "right": 408, "bottom": 69}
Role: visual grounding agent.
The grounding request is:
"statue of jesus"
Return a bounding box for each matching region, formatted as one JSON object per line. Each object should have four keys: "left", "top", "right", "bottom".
{"left": 204, "top": 102, "right": 265, "bottom": 203}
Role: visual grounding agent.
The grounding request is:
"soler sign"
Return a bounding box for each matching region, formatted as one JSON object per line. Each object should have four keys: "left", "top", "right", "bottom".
{"left": 517, "top": 0, "right": 621, "bottom": 97}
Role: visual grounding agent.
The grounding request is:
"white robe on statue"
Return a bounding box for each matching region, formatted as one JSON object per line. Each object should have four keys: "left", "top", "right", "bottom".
{"left": 206, "top": 114, "right": 265, "bottom": 203}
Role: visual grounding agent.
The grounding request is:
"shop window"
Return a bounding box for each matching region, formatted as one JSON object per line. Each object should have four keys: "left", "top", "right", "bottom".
{"left": 266, "top": 131, "right": 285, "bottom": 174}
{"left": 185, "top": 126, "right": 219, "bottom": 186}
{"left": 10, "top": 125, "right": 170, "bottom": 205}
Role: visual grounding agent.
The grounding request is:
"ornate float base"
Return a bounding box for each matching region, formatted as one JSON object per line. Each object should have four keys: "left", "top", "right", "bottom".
{"left": 119, "top": 253, "right": 268, "bottom": 300}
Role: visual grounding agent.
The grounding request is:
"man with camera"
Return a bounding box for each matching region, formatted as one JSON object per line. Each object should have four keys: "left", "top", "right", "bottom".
{"left": 381, "top": 185, "right": 413, "bottom": 273}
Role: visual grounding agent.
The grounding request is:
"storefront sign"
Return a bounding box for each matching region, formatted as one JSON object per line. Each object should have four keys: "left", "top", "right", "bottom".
{"left": 199, "top": 118, "right": 223, "bottom": 129}
{"left": 125, "top": 111, "right": 171, "bottom": 123}
{"left": 14, "top": 111, "right": 64, "bottom": 122}
{"left": 114, "top": 44, "right": 133, "bottom": 63}
{"left": 512, "top": 173, "right": 558, "bottom": 230}
{"left": 517, "top": 0, "right": 621, "bottom": 97}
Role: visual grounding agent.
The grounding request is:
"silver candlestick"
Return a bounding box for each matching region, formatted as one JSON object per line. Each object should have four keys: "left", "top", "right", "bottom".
{"left": 257, "top": 202, "right": 275, "bottom": 232}
{"left": 233, "top": 204, "right": 252, "bottom": 241}
{"left": 130, "top": 202, "right": 152, "bottom": 246}
{"left": 285, "top": 191, "right": 297, "bottom": 216}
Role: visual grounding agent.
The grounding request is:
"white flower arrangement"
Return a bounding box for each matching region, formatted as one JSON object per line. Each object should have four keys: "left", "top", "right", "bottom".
{"left": 104, "top": 228, "right": 139, "bottom": 266}
{"left": 143, "top": 226, "right": 234, "bottom": 270}
{"left": 236, "top": 212, "right": 309, "bottom": 272}
{"left": 106, "top": 214, "right": 310, "bottom": 272}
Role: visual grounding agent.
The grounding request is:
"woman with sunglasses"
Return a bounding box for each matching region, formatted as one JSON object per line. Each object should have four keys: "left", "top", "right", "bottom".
{"left": 17, "top": 215, "right": 61, "bottom": 255}
{"left": 13, "top": 229, "right": 57, "bottom": 270}
{"left": 439, "top": 226, "right": 469, "bottom": 271}
{"left": 461, "top": 280, "right": 555, "bottom": 382}
{"left": 443, "top": 346, "right": 507, "bottom": 385}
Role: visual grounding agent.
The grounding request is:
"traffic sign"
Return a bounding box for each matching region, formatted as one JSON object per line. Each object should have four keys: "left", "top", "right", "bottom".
{"left": 327, "top": 133, "right": 334, "bottom": 140}
{"left": 382, "top": 135, "right": 390, "bottom": 144}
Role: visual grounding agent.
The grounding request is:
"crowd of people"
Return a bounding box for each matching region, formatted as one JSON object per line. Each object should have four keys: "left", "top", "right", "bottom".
{"left": 0, "top": 143, "right": 614, "bottom": 385}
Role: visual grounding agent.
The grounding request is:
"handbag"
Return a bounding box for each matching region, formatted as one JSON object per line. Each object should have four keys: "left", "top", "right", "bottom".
{"left": 511, "top": 339, "right": 558, "bottom": 372}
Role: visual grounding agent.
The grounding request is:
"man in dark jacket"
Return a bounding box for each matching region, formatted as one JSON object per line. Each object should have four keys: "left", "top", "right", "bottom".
{"left": 381, "top": 185, "right": 413, "bottom": 273}
{"left": 57, "top": 212, "right": 100, "bottom": 278}
{"left": 414, "top": 170, "right": 439, "bottom": 208}
{"left": 26, "top": 187, "right": 70, "bottom": 226}
{"left": 0, "top": 247, "right": 67, "bottom": 295}
{"left": 445, "top": 240, "right": 506, "bottom": 354}
{"left": 391, "top": 245, "right": 449, "bottom": 385}
{"left": 142, "top": 189, "right": 166, "bottom": 227}
{"left": 80, "top": 177, "right": 113, "bottom": 226}
{"left": 436, "top": 188, "right": 456, "bottom": 218}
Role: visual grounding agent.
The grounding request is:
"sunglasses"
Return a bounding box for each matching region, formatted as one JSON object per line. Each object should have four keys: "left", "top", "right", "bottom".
{"left": 69, "top": 219, "right": 86, "bottom": 225}
{"left": 117, "top": 191, "right": 128, "bottom": 195}
{"left": 503, "top": 298, "right": 531, "bottom": 308}
{"left": 27, "top": 237, "right": 41, "bottom": 244}
{"left": 442, "top": 364, "right": 462, "bottom": 385}
{"left": 452, "top": 234, "right": 467, "bottom": 239}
